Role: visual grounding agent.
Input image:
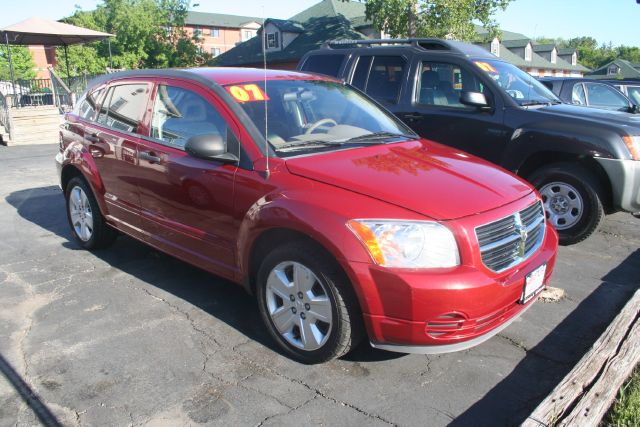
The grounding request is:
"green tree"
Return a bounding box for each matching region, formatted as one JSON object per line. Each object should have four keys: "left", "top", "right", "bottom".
{"left": 0, "top": 46, "right": 37, "bottom": 80}
{"left": 56, "top": 0, "right": 205, "bottom": 78}
{"left": 365, "top": 0, "right": 514, "bottom": 41}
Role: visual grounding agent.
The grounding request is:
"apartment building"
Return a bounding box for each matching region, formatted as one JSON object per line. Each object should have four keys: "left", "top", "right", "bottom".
{"left": 184, "top": 11, "right": 263, "bottom": 58}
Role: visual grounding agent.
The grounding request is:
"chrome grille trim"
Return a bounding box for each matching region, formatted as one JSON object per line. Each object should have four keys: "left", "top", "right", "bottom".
{"left": 475, "top": 201, "right": 546, "bottom": 273}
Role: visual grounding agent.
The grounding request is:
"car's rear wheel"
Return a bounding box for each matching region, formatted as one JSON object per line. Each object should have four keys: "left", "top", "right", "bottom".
{"left": 256, "top": 242, "right": 363, "bottom": 364}
{"left": 65, "top": 176, "right": 117, "bottom": 249}
{"left": 529, "top": 163, "right": 605, "bottom": 245}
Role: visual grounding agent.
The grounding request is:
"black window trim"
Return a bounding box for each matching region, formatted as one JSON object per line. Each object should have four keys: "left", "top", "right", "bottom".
{"left": 349, "top": 53, "right": 409, "bottom": 105}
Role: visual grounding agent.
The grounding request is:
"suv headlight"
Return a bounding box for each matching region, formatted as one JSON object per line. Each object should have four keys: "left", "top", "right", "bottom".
{"left": 347, "top": 220, "right": 460, "bottom": 268}
{"left": 623, "top": 135, "right": 640, "bottom": 160}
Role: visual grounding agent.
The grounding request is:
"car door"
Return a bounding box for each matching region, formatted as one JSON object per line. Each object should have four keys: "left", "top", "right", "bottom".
{"left": 83, "top": 81, "right": 150, "bottom": 239}
{"left": 135, "top": 79, "right": 241, "bottom": 278}
{"left": 394, "top": 58, "right": 510, "bottom": 163}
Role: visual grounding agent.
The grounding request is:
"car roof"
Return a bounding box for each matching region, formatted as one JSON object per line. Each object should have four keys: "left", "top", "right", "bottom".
{"left": 89, "top": 67, "right": 336, "bottom": 89}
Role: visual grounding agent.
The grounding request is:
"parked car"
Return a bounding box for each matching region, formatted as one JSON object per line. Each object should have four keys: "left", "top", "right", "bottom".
{"left": 299, "top": 39, "right": 640, "bottom": 244}
{"left": 600, "top": 79, "right": 640, "bottom": 105}
{"left": 539, "top": 77, "right": 639, "bottom": 113}
{"left": 56, "top": 68, "right": 558, "bottom": 364}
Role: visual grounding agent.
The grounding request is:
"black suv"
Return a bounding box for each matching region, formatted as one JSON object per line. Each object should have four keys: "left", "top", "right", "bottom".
{"left": 539, "top": 77, "right": 639, "bottom": 113}
{"left": 298, "top": 39, "right": 640, "bottom": 244}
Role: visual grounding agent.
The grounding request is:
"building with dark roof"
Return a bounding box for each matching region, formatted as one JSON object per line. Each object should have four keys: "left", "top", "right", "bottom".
{"left": 587, "top": 58, "right": 640, "bottom": 79}
{"left": 183, "top": 11, "right": 263, "bottom": 58}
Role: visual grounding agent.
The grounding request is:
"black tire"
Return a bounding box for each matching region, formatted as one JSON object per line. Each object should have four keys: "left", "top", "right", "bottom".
{"left": 65, "top": 176, "right": 117, "bottom": 249}
{"left": 256, "top": 241, "right": 364, "bottom": 364}
{"left": 528, "top": 163, "right": 605, "bottom": 245}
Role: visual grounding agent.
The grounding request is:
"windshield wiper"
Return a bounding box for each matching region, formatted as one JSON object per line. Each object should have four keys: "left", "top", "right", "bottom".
{"left": 275, "top": 140, "right": 343, "bottom": 151}
{"left": 341, "top": 132, "right": 416, "bottom": 143}
{"left": 520, "top": 100, "right": 555, "bottom": 107}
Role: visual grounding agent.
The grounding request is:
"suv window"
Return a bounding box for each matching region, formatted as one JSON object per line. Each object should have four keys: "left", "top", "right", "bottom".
{"left": 151, "top": 85, "right": 237, "bottom": 152}
{"left": 96, "top": 83, "right": 148, "bottom": 133}
{"left": 584, "top": 82, "right": 628, "bottom": 110}
{"left": 300, "top": 54, "right": 345, "bottom": 78}
{"left": 627, "top": 86, "right": 640, "bottom": 104}
{"left": 416, "top": 61, "right": 487, "bottom": 108}
{"left": 351, "top": 55, "right": 405, "bottom": 105}
{"left": 571, "top": 83, "right": 586, "bottom": 105}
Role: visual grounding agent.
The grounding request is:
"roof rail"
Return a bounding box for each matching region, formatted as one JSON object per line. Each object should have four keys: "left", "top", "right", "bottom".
{"left": 322, "top": 38, "right": 453, "bottom": 51}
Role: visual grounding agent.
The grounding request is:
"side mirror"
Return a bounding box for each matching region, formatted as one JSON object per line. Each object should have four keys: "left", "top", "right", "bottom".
{"left": 629, "top": 104, "right": 640, "bottom": 114}
{"left": 460, "top": 91, "right": 491, "bottom": 110}
{"left": 185, "top": 134, "right": 239, "bottom": 164}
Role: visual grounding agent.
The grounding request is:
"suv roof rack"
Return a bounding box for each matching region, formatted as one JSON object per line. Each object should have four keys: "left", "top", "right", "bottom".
{"left": 323, "top": 38, "right": 454, "bottom": 51}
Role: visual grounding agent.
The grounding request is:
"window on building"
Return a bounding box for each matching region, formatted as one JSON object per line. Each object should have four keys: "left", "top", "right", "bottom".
{"left": 525, "top": 44, "right": 532, "bottom": 61}
{"left": 211, "top": 47, "right": 221, "bottom": 57}
{"left": 608, "top": 65, "right": 620, "bottom": 76}
{"left": 572, "top": 52, "right": 577, "bottom": 66}
{"left": 193, "top": 26, "right": 202, "bottom": 37}
{"left": 490, "top": 38, "right": 500, "bottom": 57}
{"left": 242, "top": 30, "right": 254, "bottom": 41}
{"left": 266, "top": 32, "right": 279, "bottom": 49}
{"left": 551, "top": 48, "right": 557, "bottom": 64}
{"left": 210, "top": 27, "right": 219, "bottom": 37}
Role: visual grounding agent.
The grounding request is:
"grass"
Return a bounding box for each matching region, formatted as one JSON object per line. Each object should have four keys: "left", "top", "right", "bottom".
{"left": 605, "top": 366, "right": 640, "bottom": 426}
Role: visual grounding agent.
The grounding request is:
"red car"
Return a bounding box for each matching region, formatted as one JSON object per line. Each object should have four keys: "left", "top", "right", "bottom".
{"left": 56, "top": 68, "right": 558, "bottom": 363}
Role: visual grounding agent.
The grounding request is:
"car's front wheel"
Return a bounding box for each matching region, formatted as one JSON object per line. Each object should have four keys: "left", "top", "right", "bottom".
{"left": 65, "top": 176, "right": 117, "bottom": 249}
{"left": 256, "top": 242, "right": 363, "bottom": 364}
{"left": 529, "top": 163, "right": 605, "bottom": 245}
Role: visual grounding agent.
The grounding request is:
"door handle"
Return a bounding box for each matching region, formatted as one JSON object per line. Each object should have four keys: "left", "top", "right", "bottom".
{"left": 139, "top": 151, "right": 162, "bottom": 163}
{"left": 403, "top": 113, "right": 423, "bottom": 121}
{"left": 85, "top": 133, "right": 100, "bottom": 143}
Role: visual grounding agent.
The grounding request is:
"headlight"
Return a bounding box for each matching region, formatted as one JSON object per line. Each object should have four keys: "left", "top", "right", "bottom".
{"left": 623, "top": 136, "right": 640, "bottom": 160}
{"left": 347, "top": 220, "right": 460, "bottom": 268}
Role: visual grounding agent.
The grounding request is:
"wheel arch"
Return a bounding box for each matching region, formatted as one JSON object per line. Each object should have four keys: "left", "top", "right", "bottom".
{"left": 517, "top": 151, "right": 614, "bottom": 212}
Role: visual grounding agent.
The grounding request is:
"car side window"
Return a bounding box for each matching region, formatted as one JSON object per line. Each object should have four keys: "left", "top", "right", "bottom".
{"left": 626, "top": 86, "right": 640, "bottom": 104}
{"left": 416, "top": 61, "right": 487, "bottom": 109}
{"left": 300, "top": 54, "right": 345, "bottom": 78}
{"left": 350, "top": 56, "right": 405, "bottom": 104}
{"left": 151, "top": 85, "right": 238, "bottom": 154}
{"left": 76, "top": 87, "right": 105, "bottom": 121}
{"left": 584, "top": 83, "right": 629, "bottom": 110}
{"left": 96, "top": 83, "right": 149, "bottom": 133}
{"left": 571, "top": 83, "right": 586, "bottom": 105}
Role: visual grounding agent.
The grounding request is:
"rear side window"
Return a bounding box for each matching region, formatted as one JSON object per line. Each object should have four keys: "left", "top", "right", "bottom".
{"left": 96, "top": 83, "right": 149, "bottom": 133}
{"left": 76, "top": 87, "right": 105, "bottom": 121}
{"left": 301, "top": 54, "right": 345, "bottom": 78}
{"left": 571, "top": 83, "right": 586, "bottom": 105}
{"left": 350, "top": 55, "right": 406, "bottom": 105}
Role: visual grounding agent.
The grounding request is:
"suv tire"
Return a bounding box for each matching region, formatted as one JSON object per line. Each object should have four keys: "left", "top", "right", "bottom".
{"left": 529, "top": 163, "right": 604, "bottom": 245}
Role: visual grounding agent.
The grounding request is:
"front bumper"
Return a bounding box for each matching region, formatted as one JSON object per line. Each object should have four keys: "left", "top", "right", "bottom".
{"left": 595, "top": 158, "right": 640, "bottom": 212}
{"left": 344, "top": 197, "right": 558, "bottom": 354}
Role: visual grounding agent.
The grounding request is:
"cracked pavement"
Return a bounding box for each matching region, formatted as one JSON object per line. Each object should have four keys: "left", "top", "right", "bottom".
{"left": 1, "top": 144, "right": 638, "bottom": 426}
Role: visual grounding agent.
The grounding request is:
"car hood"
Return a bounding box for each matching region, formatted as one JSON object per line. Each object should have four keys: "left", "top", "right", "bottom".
{"left": 284, "top": 139, "right": 533, "bottom": 221}
{"left": 537, "top": 103, "right": 640, "bottom": 127}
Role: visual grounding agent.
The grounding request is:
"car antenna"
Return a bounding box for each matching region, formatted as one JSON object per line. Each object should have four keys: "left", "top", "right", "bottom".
{"left": 261, "top": 5, "right": 270, "bottom": 179}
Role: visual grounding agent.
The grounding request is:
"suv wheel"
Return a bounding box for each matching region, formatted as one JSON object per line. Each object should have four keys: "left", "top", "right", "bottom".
{"left": 256, "top": 242, "right": 363, "bottom": 364}
{"left": 65, "top": 177, "right": 117, "bottom": 249}
{"left": 529, "top": 163, "right": 604, "bottom": 245}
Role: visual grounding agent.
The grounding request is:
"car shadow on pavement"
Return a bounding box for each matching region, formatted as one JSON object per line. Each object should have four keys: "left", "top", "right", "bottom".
{"left": 451, "top": 249, "right": 640, "bottom": 427}
{"left": 5, "top": 185, "right": 402, "bottom": 363}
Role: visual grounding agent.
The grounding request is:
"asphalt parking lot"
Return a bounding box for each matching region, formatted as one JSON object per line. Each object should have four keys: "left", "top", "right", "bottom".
{"left": 0, "top": 144, "right": 638, "bottom": 427}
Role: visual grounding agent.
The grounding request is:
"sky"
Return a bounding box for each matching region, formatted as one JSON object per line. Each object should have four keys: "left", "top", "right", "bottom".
{"left": 2, "top": 0, "right": 640, "bottom": 46}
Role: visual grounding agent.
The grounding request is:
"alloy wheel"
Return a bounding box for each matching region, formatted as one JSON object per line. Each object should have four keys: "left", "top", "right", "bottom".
{"left": 68, "top": 185, "right": 94, "bottom": 242}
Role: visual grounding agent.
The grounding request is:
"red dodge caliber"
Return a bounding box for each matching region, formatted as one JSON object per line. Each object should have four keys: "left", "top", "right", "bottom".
{"left": 57, "top": 68, "right": 558, "bottom": 363}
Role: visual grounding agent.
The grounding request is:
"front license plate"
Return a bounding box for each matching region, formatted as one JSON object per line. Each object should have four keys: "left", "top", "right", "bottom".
{"left": 521, "top": 263, "right": 546, "bottom": 304}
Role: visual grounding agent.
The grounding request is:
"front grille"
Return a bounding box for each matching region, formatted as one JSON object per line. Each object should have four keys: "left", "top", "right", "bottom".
{"left": 475, "top": 201, "right": 546, "bottom": 273}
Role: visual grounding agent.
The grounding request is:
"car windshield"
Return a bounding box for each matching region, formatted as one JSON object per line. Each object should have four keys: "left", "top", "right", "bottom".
{"left": 224, "top": 79, "right": 415, "bottom": 157}
{"left": 473, "top": 59, "right": 561, "bottom": 106}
